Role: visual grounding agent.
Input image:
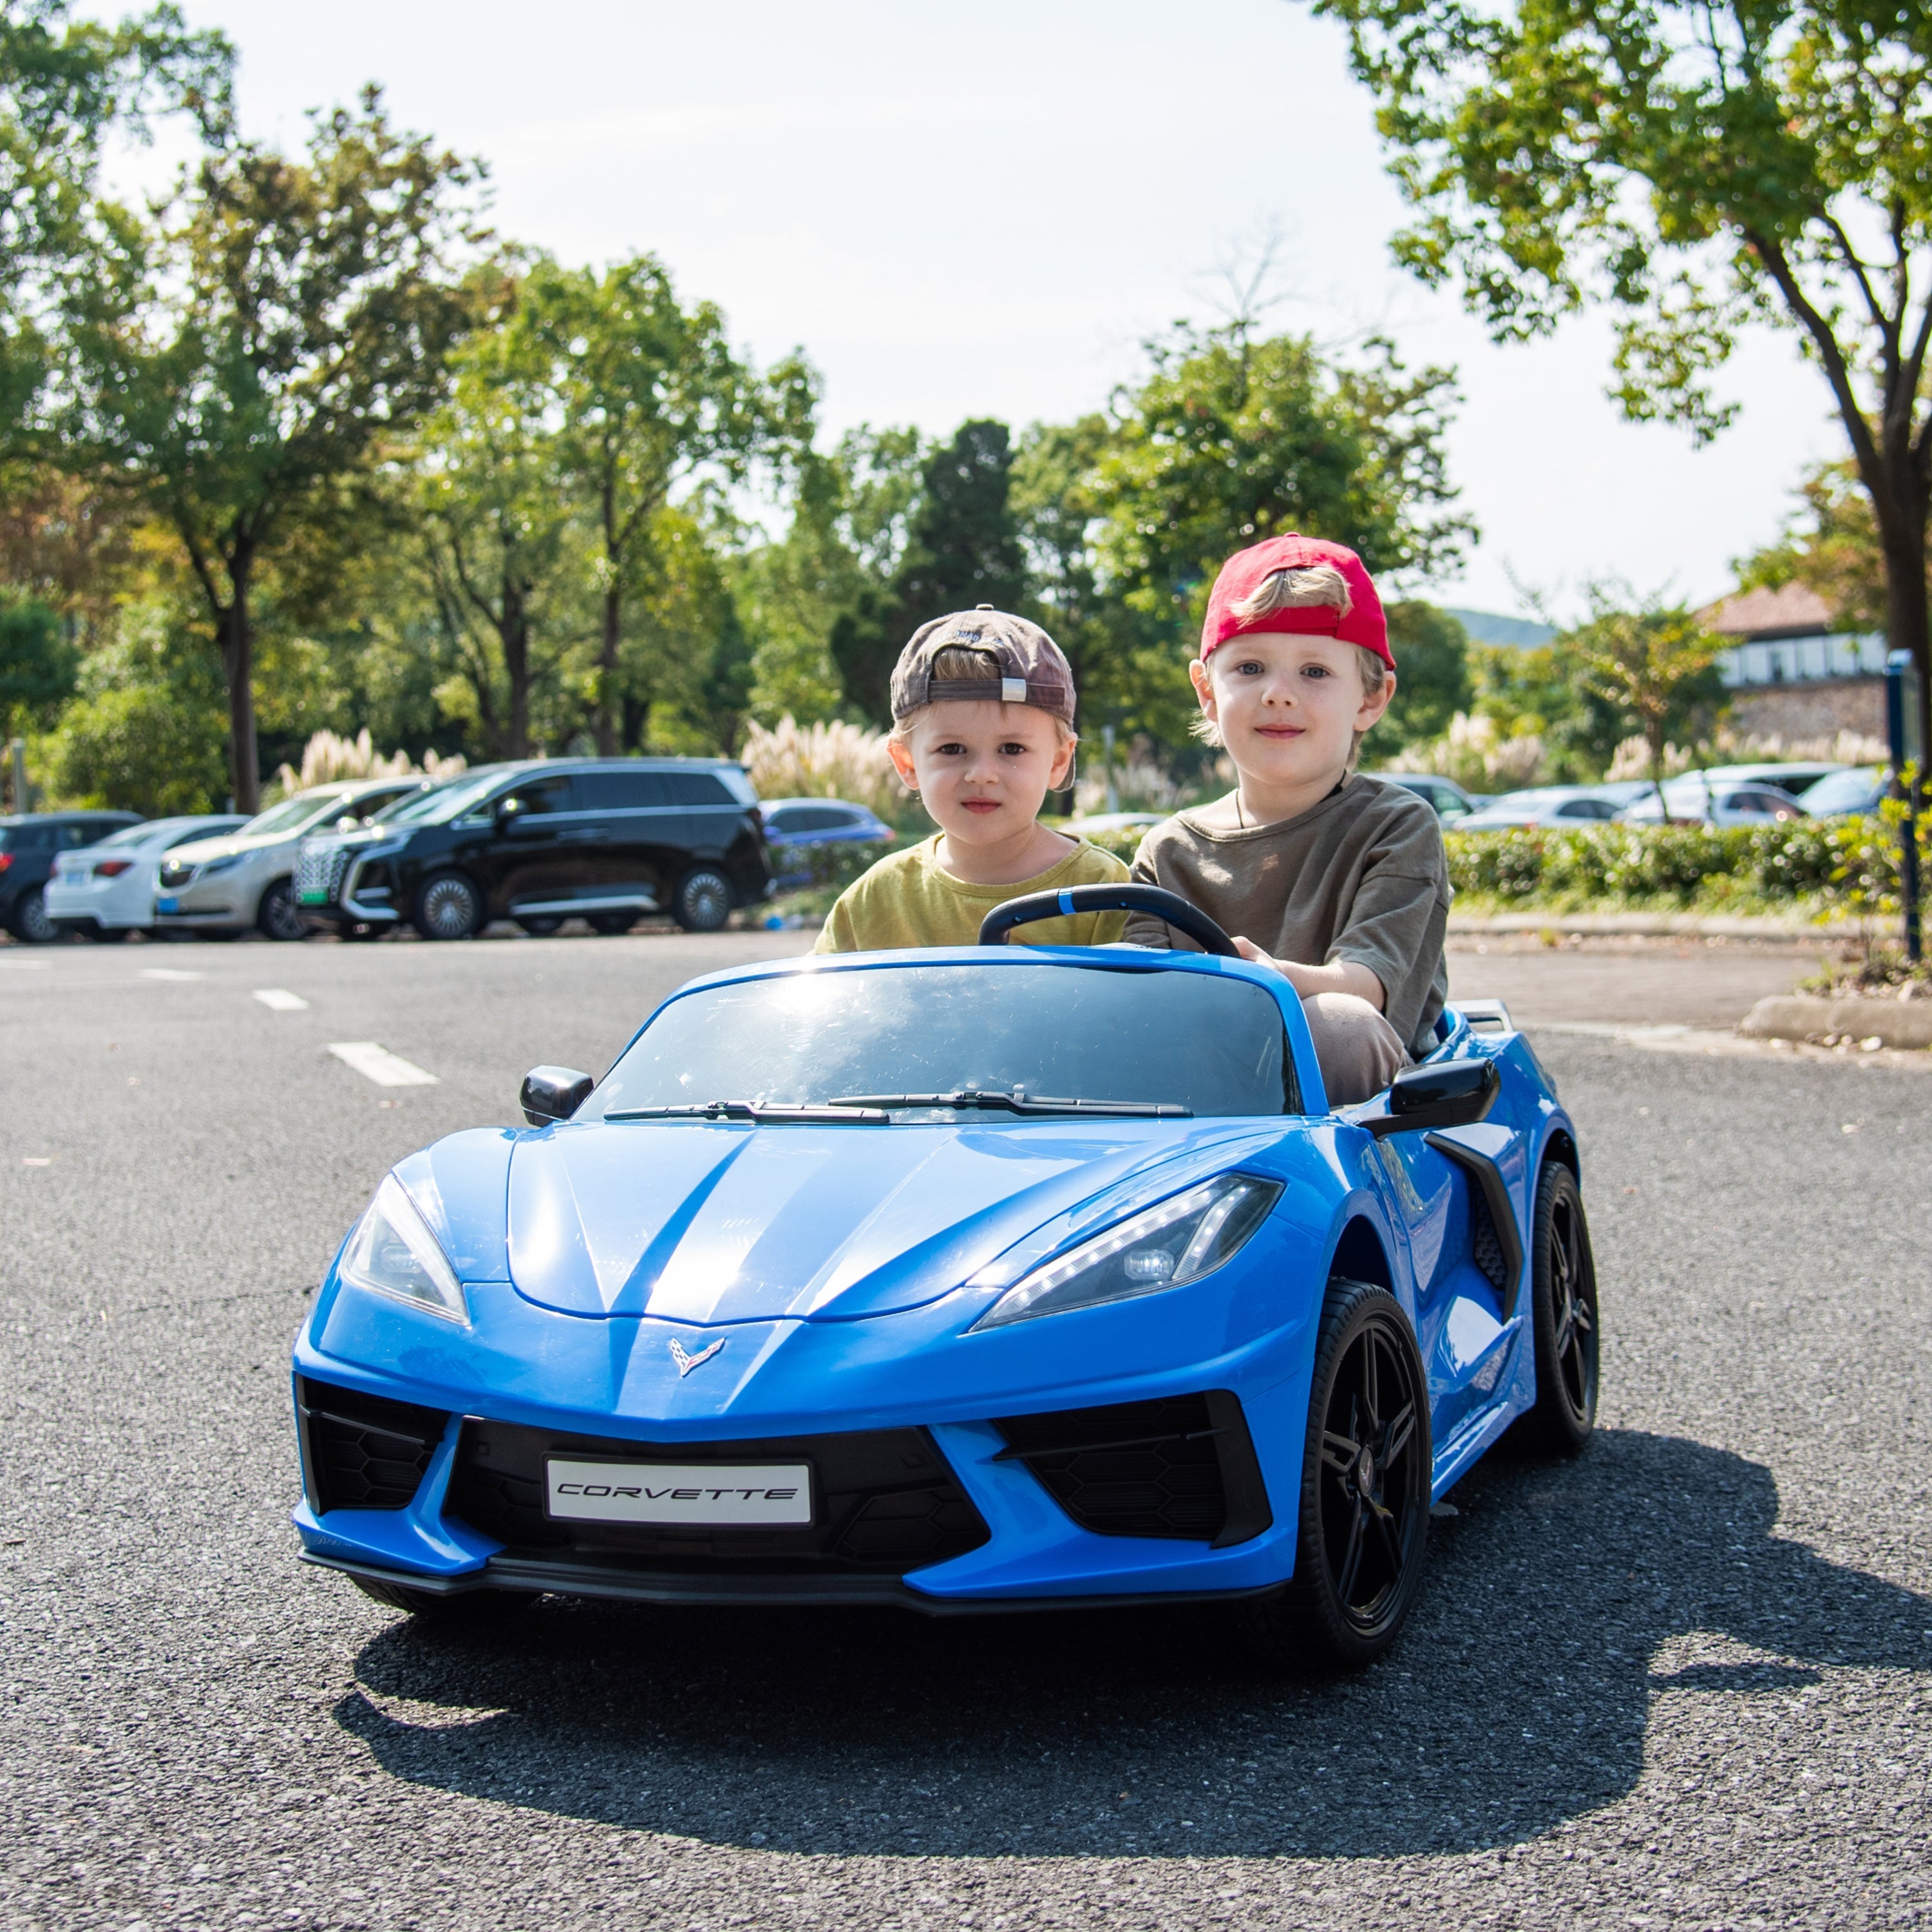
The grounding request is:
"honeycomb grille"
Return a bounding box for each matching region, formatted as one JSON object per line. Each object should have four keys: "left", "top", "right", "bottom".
{"left": 1470, "top": 1187, "right": 1508, "bottom": 1291}
{"left": 296, "top": 844, "right": 351, "bottom": 904}
{"left": 994, "top": 1395, "right": 1228, "bottom": 1541}
{"left": 299, "top": 1378, "right": 446, "bottom": 1511}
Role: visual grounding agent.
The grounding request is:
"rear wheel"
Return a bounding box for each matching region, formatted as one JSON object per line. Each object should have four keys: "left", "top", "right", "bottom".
{"left": 350, "top": 1575, "right": 536, "bottom": 1623}
{"left": 413, "top": 871, "right": 482, "bottom": 942}
{"left": 7, "top": 887, "right": 58, "bottom": 943}
{"left": 1511, "top": 1163, "right": 1599, "bottom": 1455}
{"left": 1238, "top": 1278, "right": 1431, "bottom": 1671}
{"left": 671, "top": 866, "right": 733, "bottom": 933}
{"left": 256, "top": 878, "right": 309, "bottom": 942}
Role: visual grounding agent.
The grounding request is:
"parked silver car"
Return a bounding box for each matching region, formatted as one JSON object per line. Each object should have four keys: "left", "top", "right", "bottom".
{"left": 46, "top": 815, "right": 247, "bottom": 939}
{"left": 153, "top": 779, "right": 435, "bottom": 940}
{"left": 1455, "top": 786, "right": 1627, "bottom": 831}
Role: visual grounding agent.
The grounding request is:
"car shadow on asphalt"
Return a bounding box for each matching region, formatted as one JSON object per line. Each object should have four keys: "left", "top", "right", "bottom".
{"left": 333, "top": 1428, "right": 1928, "bottom": 1859}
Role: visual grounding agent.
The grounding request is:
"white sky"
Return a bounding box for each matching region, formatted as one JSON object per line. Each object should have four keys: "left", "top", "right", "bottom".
{"left": 149, "top": 0, "right": 1844, "bottom": 621}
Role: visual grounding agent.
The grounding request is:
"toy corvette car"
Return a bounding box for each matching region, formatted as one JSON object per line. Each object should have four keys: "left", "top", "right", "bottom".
{"left": 291, "top": 886, "right": 1598, "bottom": 1665}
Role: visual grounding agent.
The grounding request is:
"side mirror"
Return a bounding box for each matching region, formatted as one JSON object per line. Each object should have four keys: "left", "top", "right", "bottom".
{"left": 1359, "top": 1057, "right": 1499, "bottom": 1139}
{"left": 521, "top": 1065, "right": 594, "bottom": 1126}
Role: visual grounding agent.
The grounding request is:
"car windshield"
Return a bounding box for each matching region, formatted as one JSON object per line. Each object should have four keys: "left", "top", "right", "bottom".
{"left": 582, "top": 963, "right": 1296, "bottom": 1121}
{"left": 240, "top": 793, "right": 362, "bottom": 838}
{"left": 1803, "top": 767, "right": 1885, "bottom": 813}
{"left": 379, "top": 772, "right": 502, "bottom": 826}
{"left": 96, "top": 821, "right": 166, "bottom": 848}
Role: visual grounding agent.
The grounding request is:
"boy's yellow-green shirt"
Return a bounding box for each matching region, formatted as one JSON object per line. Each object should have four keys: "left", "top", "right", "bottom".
{"left": 814, "top": 835, "right": 1130, "bottom": 953}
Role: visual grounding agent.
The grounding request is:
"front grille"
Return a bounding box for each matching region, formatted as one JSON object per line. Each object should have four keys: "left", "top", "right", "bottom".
{"left": 994, "top": 1390, "right": 1273, "bottom": 1548}
{"left": 297, "top": 844, "right": 352, "bottom": 904}
{"left": 1470, "top": 1187, "right": 1508, "bottom": 1291}
{"left": 447, "top": 1419, "right": 989, "bottom": 1578}
{"left": 298, "top": 1377, "right": 447, "bottom": 1511}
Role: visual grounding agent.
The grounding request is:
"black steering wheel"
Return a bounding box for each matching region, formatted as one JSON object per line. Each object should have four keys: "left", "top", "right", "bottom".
{"left": 977, "top": 883, "right": 1242, "bottom": 957}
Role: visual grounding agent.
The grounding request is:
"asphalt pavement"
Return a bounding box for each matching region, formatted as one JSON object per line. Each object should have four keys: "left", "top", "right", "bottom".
{"left": 3, "top": 928, "right": 1929, "bottom": 1930}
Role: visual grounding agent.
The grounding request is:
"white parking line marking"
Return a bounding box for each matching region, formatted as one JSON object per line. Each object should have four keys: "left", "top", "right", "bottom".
{"left": 0, "top": 958, "right": 49, "bottom": 970}
{"left": 327, "top": 1041, "right": 439, "bottom": 1087}
{"left": 252, "top": 988, "right": 310, "bottom": 1011}
{"left": 140, "top": 969, "right": 204, "bottom": 982}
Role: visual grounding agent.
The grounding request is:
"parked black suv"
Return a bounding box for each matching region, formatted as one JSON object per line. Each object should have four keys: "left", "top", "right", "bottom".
{"left": 1, "top": 811, "right": 142, "bottom": 942}
{"left": 296, "top": 759, "right": 772, "bottom": 940}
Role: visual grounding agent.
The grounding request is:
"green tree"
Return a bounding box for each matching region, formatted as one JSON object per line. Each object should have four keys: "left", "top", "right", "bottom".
{"left": 1095, "top": 322, "right": 1473, "bottom": 649}
{"left": 831, "top": 417, "right": 1027, "bottom": 724}
{"left": 1313, "top": 0, "right": 1932, "bottom": 757}
{"left": 1564, "top": 591, "right": 1725, "bottom": 815}
{"left": 506, "top": 254, "right": 811, "bottom": 755}
{"left": 1736, "top": 457, "right": 1905, "bottom": 635}
{"left": 1376, "top": 601, "right": 1470, "bottom": 751}
{"left": 44, "top": 88, "right": 484, "bottom": 808}
{"left": 0, "top": 587, "right": 73, "bottom": 734}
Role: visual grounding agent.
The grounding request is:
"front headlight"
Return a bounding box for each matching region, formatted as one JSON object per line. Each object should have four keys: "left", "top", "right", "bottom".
{"left": 200, "top": 853, "right": 243, "bottom": 876}
{"left": 339, "top": 1173, "right": 469, "bottom": 1325}
{"left": 968, "top": 1173, "right": 1280, "bottom": 1331}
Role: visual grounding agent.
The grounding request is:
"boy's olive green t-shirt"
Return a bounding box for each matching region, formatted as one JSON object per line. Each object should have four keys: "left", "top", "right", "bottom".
{"left": 814, "top": 836, "right": 1130, "bottom": 952}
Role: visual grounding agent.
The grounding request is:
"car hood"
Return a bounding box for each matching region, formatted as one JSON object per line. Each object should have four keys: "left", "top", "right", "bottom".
{"left": 166, "top": 831, "right": 295, "bottom": 865}
{"left": 501, "top": 1117, "right": 1278, "bottom": 1324}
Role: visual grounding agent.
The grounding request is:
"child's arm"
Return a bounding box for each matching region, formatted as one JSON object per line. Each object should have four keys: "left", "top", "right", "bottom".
{"left": 1229, "top": 942, "right": 1386, "bottom": 1008}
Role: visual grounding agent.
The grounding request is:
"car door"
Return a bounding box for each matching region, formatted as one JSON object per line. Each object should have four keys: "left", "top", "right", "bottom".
{"left": 480, "top": 774, "right": 579, "bottom": 918}
{"left": 569, "top": 768, "right": 672, "bottom": 913}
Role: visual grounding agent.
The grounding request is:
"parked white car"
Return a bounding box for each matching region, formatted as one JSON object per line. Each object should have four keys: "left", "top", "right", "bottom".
{"left": 1455, "top": 787, "right": 1627, "bottom": 831}
{"left": 153, "top": 779, "right": 435, "bottom": 941}
{"left": 46, "top": 815, "right": 247, "bottom": 940}
{"left": 1619, "top": 779, "right": 1809, "bottom": 826}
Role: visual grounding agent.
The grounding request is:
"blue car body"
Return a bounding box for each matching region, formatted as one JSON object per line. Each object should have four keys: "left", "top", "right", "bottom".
{"left": 291, "top": 944, "right": 1577, "bottom": 1615}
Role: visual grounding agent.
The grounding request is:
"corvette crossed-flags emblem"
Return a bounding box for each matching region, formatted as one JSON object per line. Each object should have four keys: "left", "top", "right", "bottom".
{"left": 668, "top": 1337, "right": 724, "bottom": 1376}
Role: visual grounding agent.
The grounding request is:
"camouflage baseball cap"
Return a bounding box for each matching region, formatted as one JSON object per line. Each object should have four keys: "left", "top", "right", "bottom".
{"left": 889, "top": 606, "right": 1076, "bottom": 725}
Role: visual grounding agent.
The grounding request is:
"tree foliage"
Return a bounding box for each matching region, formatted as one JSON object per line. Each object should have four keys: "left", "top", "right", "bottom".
{"left": 1313, "top": 0, "right": 1932, "bottom": 748}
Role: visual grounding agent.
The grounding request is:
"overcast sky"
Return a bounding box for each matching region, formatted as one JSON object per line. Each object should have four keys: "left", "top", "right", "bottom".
{"left": 150, "top": 0, "right": 1844, "bottom": 620}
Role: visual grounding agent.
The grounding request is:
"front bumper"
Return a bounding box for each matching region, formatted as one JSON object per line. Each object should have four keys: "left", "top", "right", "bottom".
{"left": 292, "top": 1267, "right": 1318, "bottom": 1611}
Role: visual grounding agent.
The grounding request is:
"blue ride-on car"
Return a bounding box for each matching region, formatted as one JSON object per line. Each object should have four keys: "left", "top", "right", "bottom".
{"left": 291, "top": 886, "right": 1598, "bottom": 1666}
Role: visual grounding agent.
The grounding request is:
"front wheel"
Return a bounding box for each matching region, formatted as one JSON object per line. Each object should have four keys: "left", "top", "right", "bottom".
{"left": 1238, "top": 1278, "right": 1431, "bottom": 1671}
{"left": 588, "top": 911, "right": 636, "bottom": 936}
{"left": 413, "top": 871, "right": 482, "bottom": 942}
{"left": 256, "top": 878, "right": 310, "bottom": 942}
{"left": 515, "top": 915, "right": 562, "bottom": 937}
{"left": 671, "top": 866, "right": 734, "bottom": 933}
{"left": 1511, "top": 1163, "right": 1599, "bottom": 1455}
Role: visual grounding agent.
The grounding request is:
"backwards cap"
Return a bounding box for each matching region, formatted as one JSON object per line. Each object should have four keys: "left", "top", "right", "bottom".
{"left": 1200, "top": 534, "right": 1393, "bottom": 669}
{"left": 890, "top": 607, "right": 1076, "bottom": 724}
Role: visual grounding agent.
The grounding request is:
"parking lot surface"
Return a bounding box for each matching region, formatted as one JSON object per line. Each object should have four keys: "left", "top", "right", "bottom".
{"left": 4, "top": 930, "right": 1929, "bottom": 1930}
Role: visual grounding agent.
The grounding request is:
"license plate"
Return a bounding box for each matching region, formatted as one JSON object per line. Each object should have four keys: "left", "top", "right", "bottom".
{"left": 156, "top": 895, "right": 179, "bottom": 913}
{"left": 299, "top": 889, "right": 328, "bottom": 905}
{"left": 545, "top": 1459, "right": 812, "bottom": 1526}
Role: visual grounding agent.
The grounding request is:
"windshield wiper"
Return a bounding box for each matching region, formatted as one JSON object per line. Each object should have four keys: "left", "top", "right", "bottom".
{"left": 605, "top": 1099, "right": 887, "bottom": 1124}
{"left": 828, "top": 1090, "right": 1191, "bottom": 1119}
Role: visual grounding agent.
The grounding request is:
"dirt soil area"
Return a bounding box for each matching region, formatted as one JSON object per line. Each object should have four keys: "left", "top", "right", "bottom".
{"left": 1446, "top": 933, "right": 1826, "bottom": 1030}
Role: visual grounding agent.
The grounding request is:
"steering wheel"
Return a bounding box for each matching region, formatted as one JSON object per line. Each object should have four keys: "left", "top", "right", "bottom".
{"left": 977, "top": 883, "right": 1242, "bottom": 957}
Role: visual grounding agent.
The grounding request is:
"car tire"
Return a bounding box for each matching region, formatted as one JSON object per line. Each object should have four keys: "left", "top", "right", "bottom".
{"left": 671, "top": 866, "right": 734, "bottom": 933}
{"left": 6, "top": 887, "right": 59, "bottom": 944}
{"left": 349, "top": 1575, "right": 536, "bottom": 1622}
{"left": 256, "top": 878, "right": 310, "bottom": 943}
{"left": 413, "top": 871, "right": 482, "bottom": 942}
{"left": 84, "top": 925, "right": 131, "bottom": 943}
{"left": 515, "top": 915, "right": 563, "bottom": 937}
{"left": 587, "top": 911, "right": 636, "bottom": 935}
{"left": 1508, "top": 1162, "right": 1599, "bottom": 1456}
{"left": 1238, "top": 1278, "right": 1431, "bottom": 1671}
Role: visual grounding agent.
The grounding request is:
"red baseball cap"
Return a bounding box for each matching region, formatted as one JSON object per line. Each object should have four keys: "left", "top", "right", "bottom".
{"left": 1200, "top": 534, "right": 1392, "bottom": 668}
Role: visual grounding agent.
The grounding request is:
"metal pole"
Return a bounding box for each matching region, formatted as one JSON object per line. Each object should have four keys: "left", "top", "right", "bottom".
{"left": 1101, "top": 723, "right": 1118, "bottom": 815}
{"left": 1885, "top": 650, "right": 1922, "bottom": 964}
{"left": 8, "top": 738, "right": 24, "bottom": 817}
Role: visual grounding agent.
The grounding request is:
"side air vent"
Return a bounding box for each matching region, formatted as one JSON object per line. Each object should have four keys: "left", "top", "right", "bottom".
{"left": 298, "top": 1377, "right": 446, "bottom": 1513}
{"left": 992, "top": 1390, "right": 1272, "bottom": 1549}
{"left": 1469, "top": 1186, "right": 1508, "bottom": 1291}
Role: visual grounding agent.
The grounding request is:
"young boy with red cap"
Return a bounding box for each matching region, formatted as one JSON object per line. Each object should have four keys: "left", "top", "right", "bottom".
{"left": 1124, "top": 535, "right": 1450, "bottom": 1104}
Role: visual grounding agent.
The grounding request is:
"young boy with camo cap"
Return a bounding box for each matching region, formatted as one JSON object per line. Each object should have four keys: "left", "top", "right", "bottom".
{"left": 815, "top": 606, "right": 1129, "bottom": 952}
{"left": 1126, "top": 535, "right": 1451, "bottom": 1104}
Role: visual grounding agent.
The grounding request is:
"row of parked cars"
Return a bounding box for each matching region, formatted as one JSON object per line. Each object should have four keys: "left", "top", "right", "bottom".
{"left": 2, "top": 759, "right": 898, "bottom": 943}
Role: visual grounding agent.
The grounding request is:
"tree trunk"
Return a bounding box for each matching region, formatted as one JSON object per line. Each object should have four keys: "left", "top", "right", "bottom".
{"left": 220, "top": 541, "right": 258, "bottom": 814}
{"left": 1879, "top": 510, "right": 1932, "bottom": 772}
{"left": 596, "top": 583, "right": 620, "bottom": 757}
{"left": 502, "top": 569, "right": 530, "bottom": 760}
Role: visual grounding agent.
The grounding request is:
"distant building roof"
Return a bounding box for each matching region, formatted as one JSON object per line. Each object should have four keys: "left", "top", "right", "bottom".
{"left": 1700, "top": 582, "right": 1837, "bottom": 640}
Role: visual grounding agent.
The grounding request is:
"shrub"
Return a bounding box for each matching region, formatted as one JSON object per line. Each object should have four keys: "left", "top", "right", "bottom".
{"left": 46, "top": 685, "right": 229, "bottom": 816}
{"left": 741, "top": 714, "right": 913, "bottom": 825}
{"left": 272, "top": 728, "right": 467, "bottom": 797}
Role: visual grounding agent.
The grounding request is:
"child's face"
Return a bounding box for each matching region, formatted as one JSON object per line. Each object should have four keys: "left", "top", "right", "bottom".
{"left": 888, "top": 700, "right": 1075, "bottom": 849}
{"left": 1191, "top": 634, "right": 1393, "bottom": 791}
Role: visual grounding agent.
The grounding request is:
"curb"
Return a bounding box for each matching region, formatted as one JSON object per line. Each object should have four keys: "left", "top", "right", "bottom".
{"left": 1448, "top": 911, "right": 1850, "bottom": 942}
{"left": 1740, "top": 995, "right": 1932, "bottom": 1050}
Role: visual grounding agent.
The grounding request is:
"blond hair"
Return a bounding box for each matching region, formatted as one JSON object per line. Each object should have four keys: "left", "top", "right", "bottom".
{"left": 1230, "top": 561, "right": 1354, "bottom": 625}
{"left": 889, "top": 646, "right": 1078, "bottom": 748}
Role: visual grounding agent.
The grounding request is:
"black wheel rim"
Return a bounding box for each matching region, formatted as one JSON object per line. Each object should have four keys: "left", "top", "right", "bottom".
{"left": 1548, "top": 1192, "right": 1597, "bottom": 1424}
{"left": 1317, "top": 1316, "right": 1425, "bottom": 1633}
{"left": 683, "top": 873, "right": 730, "bottom": 927}
{"left": 263, "top": 886, "right": 304, "bottom": 940}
